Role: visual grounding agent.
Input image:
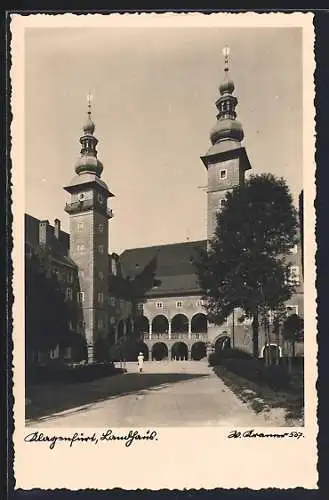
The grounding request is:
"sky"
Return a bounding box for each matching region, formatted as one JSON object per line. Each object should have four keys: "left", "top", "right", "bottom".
{"left": 25, "top": 26, "right": 302, "bottom": 254}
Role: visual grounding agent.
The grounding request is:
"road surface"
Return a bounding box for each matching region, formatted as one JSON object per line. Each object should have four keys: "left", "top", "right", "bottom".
{"left": 27, "top": 361, "right": 274, "bottom": 427}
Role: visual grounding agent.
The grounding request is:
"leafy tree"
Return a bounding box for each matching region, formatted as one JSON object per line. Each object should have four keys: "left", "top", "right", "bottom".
{"left": 25, "top": 249, "right": 72, "bottom": 361}
{"left": 282, "top": 313, "right": 304, "bottom": 373}
{"left": 196, "top": 173, "right": 299, "bottom": 358}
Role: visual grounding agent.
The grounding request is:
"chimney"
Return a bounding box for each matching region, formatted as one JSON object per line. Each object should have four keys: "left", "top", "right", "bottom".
{"left": 39, "top": 220, "right": 50, "bottom": 246}
{"left": 54, "top": 218, "right": 61, "bottom": 239}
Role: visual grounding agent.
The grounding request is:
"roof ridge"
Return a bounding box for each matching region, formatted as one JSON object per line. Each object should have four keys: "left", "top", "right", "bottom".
{"left": 120, "top": 239, "right": 206, "bottom": 255}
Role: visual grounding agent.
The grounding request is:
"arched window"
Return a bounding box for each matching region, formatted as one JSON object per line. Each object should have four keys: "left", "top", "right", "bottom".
{"left": 152, "top": 315, "right": 169, "bottom": 334}
{"left": 135, "top": 315, "right": 149, "bottom": 333}
{"left": 171, "top": 314, "right": 189, "bottom": 334}
{"left": 191, "top": 313, "right": 208, "bottom": 333}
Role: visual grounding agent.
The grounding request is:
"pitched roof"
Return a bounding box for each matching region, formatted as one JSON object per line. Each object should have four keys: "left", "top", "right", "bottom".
{"left": 119, "top": 240, "right": 207, "bottom": 297}
{"left": 25, "top": 214, "right": 77, "bottom": 269}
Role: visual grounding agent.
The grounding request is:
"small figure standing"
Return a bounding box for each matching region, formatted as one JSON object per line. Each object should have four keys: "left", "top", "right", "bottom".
{"left": 137, "top": 352, "right": 144, "bottom": 373}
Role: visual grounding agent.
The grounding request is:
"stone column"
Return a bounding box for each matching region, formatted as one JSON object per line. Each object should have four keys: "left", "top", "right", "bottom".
{"left": 188, "top": 319, "right": 192, "bottom": 340}
{"left": 168, "top": 347, "right": 172, "bottom": 361}
{"left": 168, "top": 321, "right": 171, "bottom": 340}
{"left": 187, "top": 349, "right": 191, "bottom": 361}
{"left": 149, "top": 321, "right": 152, "bottom": 341}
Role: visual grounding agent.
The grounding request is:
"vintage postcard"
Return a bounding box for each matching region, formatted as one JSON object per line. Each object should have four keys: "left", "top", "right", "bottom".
{"left": 11, "top": 12, "right": 317, "bottom": 490}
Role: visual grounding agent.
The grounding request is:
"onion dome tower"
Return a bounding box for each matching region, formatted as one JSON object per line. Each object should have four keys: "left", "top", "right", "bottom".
{"left": 64, "top": 94, "right": 114, "bottom": 364}
{"left": 74, "top": 96, "right": 104, "bottom": 177}
{"left": 201, "top": 47, "right": 252, "bottom": 240}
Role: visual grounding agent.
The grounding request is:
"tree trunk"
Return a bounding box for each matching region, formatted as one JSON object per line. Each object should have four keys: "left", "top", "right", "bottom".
{"left": 265, "top": 320, "right": 271, "bottom": 366}
{"left": 275, "top": 328, "right": 280, "bottom": 366}
{"left": 252, "top": 310, "right": 259, "bottom": 359}
{"left": 287, "top": 341, "right": 293, "bottom": 375}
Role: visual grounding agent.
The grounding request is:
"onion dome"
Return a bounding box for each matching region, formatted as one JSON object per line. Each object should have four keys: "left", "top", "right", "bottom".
{"left": 209, "top": 47, "right": 244, "bottom": 146}
{"left": 74, "top": 93, "right": 103, "bottom": 177}
{"left": 82, "top": 113, "right": 95, "bottom": 135}
{"left": 219, "top": 77, "right": 235, "bottom": 95}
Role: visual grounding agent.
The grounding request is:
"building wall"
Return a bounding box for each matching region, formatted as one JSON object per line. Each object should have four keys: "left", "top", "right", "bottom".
{"left": 207, "top": 156, "right": 242, "bottom": 239}
{"left": 68, "top": 202, "right": 109, "bottom": 359}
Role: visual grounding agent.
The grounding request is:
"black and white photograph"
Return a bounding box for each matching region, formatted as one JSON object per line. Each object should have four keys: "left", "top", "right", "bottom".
{"left": 11, "top": 12, "right": 317, "bottom": 490}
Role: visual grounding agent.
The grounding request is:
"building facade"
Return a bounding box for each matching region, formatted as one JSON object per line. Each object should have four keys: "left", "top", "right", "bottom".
{"left": 25, "top": 51, "right": 304, "bottom": 364}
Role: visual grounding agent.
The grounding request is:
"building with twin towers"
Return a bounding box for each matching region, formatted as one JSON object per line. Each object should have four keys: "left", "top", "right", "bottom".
{"left": 25, "top": 49, "right": 304, "bottom": 365}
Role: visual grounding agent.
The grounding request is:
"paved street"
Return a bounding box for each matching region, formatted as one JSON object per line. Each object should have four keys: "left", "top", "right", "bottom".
{"left": 27, "top": 361, "right": 274, "bottom": 427}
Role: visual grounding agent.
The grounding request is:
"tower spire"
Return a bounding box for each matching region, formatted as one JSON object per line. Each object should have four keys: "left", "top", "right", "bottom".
{"left": 223, "top": 45, "right": 230, "bottom": 73}
{"left": 74, "top": 93, "right": 104, "bottom": 177}
{"left": 207, "top": 46, "right": 243, "bottom": 145}
{"left": 201, "top": 47, "right": 251, "bottom": 241}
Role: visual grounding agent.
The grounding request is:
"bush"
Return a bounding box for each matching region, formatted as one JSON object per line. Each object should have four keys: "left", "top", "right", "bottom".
{"left": 223, "top": 358, "right": 265, "bottom": 383}
{"left": 208, "top": 348, "right": 253, "bottom": 366}
{"left": 26, "top": 362, "right": 124, "bottom": 385}
{"left": 214, "top": 357, "right": 292, "bottom": 391}
{"left": 263, "top": 364, "right": 290, "bottom": 390}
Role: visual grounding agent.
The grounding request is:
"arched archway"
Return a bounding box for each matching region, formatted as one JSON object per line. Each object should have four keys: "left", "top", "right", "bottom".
{"left": 261, "top": 344, "right": 281, "bottom": 365}
{"left": 191, "top": 313, "right": 208, "bottom": 333}
{"left": 152, "top": 342, "right": 168, "bottom": 361}
{"left": 215, "top": 334, "right": 231, "bottom": 352}
{"left": 171, "top": 314, "right": 189, "bottom": 333}
{"left": 172, "top": 342, "right": 188, "bottom": 361}
{"left": 137, "top": 342, "right": 149, "bottom": 361}
{"left": 135, "top": 315, "right": 149, "bottom": 334}
{"left": 191, "top": 342, "right": 207, "bottom": 360}
{"left": 152, "top": 315, "right": 169, "bottom": 335}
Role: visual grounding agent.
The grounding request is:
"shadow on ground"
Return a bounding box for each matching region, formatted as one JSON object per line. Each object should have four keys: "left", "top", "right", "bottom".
{"left": 26, "top": 372, "right": 208, "bottom": 422}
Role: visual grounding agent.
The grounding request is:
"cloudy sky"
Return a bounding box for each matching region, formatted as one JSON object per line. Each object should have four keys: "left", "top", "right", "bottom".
{"left": 25, "top": 25, "right": 302, "bottom": 254}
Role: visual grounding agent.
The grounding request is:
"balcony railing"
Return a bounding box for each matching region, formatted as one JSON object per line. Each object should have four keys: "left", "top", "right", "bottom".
{"left": 141, "top": 332, "right": 208, "bottom": 342}
{"left": 64, "top": 200, "right": 113, "bottom": 218}
{"left": 65, "top": 200, "right": 93, "bottom": 214}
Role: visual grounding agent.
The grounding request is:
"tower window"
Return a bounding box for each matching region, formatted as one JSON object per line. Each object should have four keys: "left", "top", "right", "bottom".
{"left": 98, "top": 223, "right": 104, "bottom": 232}
{"left": 68, "top": 271, "right": 73, "bottom": 283}
{"left": 219, "top": 169, "right": 227, "bottom": 180}
{"left": 109, "top": 297, "right": 116, "bottom": 307}
{"left": 98, "top": 271, "right": 104, "bottom": 280}
{"left": 77, "top": 291, "right": 85, "bottom": 302}
{"left": 176, "top": 301, "right": 183, "bottom": 308}
{"left": 98, "top": 318, "right": 103, "bottom": 329}
{"left": 156, "top": 302, "right": 163, "bottom": 309}
{"left": 77, "top": 222, "right": 85, "bottom": 232}
{"left": 97, "top": 193, "right": 104, "bottom": 204}
{"left": 219, "top": 199, "right": 226, "bottom": 209}
{"left": 65, "top": 288, "right": 72, "bottom": 300}
{"left": 77, "top": 243, "right": 85, "bottom": 252}
{"left": 98, "top": 245, "right": 104, "bottom": 254}
{"left": 97, "top": 292, "right": 104, "bottom": 304}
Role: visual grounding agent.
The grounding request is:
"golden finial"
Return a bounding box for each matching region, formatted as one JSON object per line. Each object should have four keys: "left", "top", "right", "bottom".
{"left": 87, "top": 91, "right": 93, "bottom": 114}
{"left": 222, "top": 46, "right": 230, "bottom": 73}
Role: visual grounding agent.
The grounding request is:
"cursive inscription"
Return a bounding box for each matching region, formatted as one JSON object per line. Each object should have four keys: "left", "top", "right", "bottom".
{"left": 227, "top": 429, "right": 304, "bottom": 439}
{"left": 24, "top": 429, "right": 158, "bottom": 450}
